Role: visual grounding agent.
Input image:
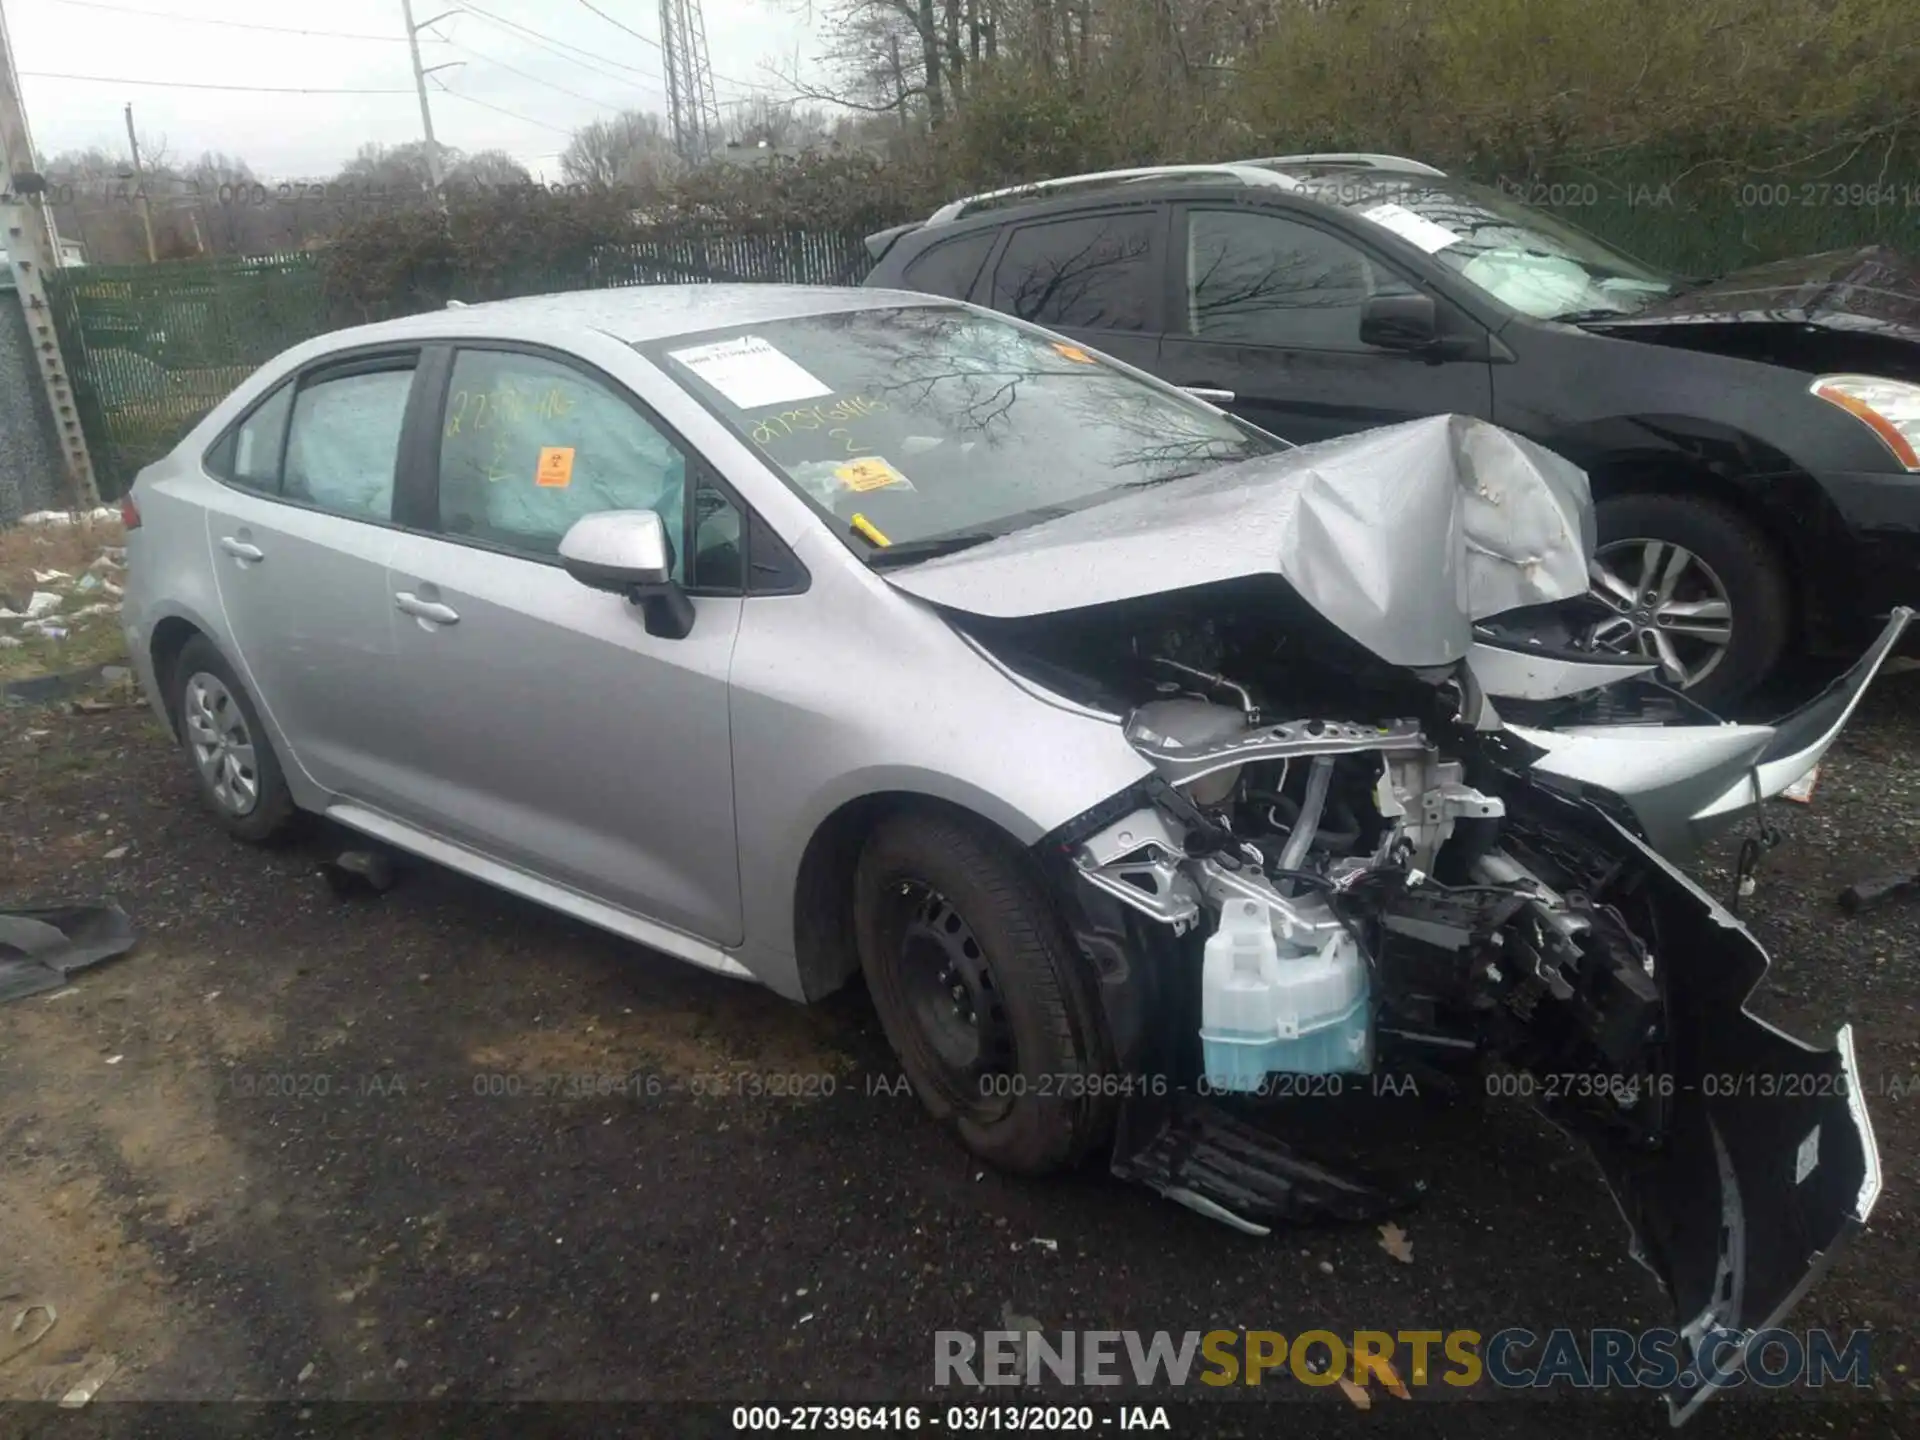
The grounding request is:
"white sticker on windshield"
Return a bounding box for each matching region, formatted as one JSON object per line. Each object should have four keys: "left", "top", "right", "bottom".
{"left": 1361, "top": 202, "right": 1461, "bottom": 255}
{"left": 667, "top": 335, "right": 832, "bottom": 410}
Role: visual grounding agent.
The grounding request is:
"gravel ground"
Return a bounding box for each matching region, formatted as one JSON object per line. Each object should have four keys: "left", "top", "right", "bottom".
{"left": 1, "top": 664, "right": 1917, "bottom": 1439}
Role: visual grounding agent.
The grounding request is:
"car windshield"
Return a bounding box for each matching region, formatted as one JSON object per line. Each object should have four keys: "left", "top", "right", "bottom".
{"left": 642, "top": 305, "right": 1282, "bottom": 558}
{"left": 1295, "top": 173, "right": 1679, "bottom": 320}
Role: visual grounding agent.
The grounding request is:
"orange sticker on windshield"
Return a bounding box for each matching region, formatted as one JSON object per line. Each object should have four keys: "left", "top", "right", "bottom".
{"left": 535, "top": 446, "right": 575, "bottom": 488}
{"left": 834, "top": 457, "right": 911, "bottom": 493}
{"left": 1051, "top": 341, "right": 1096, "bottom": 364}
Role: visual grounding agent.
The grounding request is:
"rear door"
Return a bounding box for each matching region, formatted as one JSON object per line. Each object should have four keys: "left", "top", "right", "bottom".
{"left": 978, "top": 206, "right": 1168, "bottom": 375}
{"left": 199, "top": 350, "right": 420, "bottom": 805}
{"left": 1159, "top": 205, "right": 1494, "bottom": 443}
{"left": 378, "top": 342, "right": 747, "bottom": 945}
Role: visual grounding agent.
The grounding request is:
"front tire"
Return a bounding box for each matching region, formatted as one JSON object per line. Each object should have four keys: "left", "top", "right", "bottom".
{"left": 169, "top": 635, "right": 299, "bottom": 844}
{"left": 1589, "top": 493, "right": 1792, "bottom": 706}
{"left": 854, "top": 810, "right": 1114, "bottom": 1176}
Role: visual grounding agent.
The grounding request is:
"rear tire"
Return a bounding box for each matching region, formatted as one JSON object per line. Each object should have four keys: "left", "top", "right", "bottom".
{"left": 169, "top": 635, "right": 300, "bottom": 844}
{"left": 1591, "top": 492, "right": 1792, "bottom": 706}
{"left": 854, "top": 810, "right": 1114, "bottom": 1176}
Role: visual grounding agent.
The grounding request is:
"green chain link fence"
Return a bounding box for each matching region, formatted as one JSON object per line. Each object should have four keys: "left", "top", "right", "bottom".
{"left": 44, "top": 228, "right": 875, "bottom": 498}
{"left": 40, "top": 158, "right": 1920, "bottom": 500}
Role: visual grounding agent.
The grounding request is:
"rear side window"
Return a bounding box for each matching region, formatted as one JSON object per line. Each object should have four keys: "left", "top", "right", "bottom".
{"left": 989, "top": 210, "right": 1159, "bottom": 332}
{"left": 901, "top": 230, "right": 995, "bottom": 300}
{"left": 283, "top": 365, "right": 415, "bottom": 521}
{"left": 205, "top": 381, "right": 293, "bottom": 492}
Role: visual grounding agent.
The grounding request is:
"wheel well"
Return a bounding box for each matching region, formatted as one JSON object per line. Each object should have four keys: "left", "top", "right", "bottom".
{"left": 1582, "top": 457, "right": 1815, "bottom": 639}
{"left": 148, "top": 616, "right": 206, "bottom": 736}
{"left": 792, "top": 791, "right": 1030, "bottom": 1002}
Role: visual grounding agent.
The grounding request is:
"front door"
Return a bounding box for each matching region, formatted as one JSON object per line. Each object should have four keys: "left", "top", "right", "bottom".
{"left": 1159, "top": 205, "right": 1494, "bottom": 444}
{"left": 378, "top": 344, "right": 746, "bottom": 945}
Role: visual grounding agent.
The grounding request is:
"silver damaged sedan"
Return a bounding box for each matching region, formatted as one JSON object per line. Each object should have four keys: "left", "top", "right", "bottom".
{"left": 120, "top": 286, "right": 1909, "bottom": 1421}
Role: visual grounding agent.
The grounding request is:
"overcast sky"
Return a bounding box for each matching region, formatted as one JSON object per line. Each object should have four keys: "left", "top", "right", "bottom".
{"left": 9, "top": 0, "right": 823, "bottom": 181}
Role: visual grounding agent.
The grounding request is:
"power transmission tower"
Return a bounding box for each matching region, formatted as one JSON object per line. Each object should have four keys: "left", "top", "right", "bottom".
{"left": 659, "top": 0, "right": 722, "bottom": 165}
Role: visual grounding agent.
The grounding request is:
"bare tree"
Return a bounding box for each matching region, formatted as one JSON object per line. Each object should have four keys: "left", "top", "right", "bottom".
{"left": 559, "top": 111, "right": 682, "bottom": 190}
{"left": 719, "top": 96, "right": 834, "bottom": 150}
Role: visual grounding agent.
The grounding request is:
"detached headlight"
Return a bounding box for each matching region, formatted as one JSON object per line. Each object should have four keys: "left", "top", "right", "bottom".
{"left": 1810, "top": 374, "right": 1920, "bottom": 471}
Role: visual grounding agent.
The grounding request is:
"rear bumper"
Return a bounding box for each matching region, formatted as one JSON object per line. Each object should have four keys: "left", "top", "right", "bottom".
{"left": 120, "top": 608, "right": 171, "bottom": 736}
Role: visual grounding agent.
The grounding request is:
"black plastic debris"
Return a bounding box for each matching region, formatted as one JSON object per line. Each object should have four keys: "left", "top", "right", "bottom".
{"left": 0, "top": 903, "right": 137, "bottom": 1004}
{"left": 1838, "top": 868, "right": 1920, "bottom": 913}
{"left": 1109, "top": 1094, "right": 1418, "bottom": 1234}
{"left": 321, "top": 846, "right": 400, "bottom": 898}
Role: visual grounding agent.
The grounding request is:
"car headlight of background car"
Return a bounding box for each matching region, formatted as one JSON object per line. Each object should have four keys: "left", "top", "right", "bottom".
{"left": 1811, "top": 373, "right": 1920, "bottom": 471}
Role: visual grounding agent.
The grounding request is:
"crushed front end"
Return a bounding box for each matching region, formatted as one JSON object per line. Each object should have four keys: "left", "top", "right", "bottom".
{"left": 1012, "top": 594, "right": 1880, "bottom": 1423}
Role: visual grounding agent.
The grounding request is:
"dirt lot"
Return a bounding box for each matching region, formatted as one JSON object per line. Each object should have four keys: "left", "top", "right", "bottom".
{"left": 2, "top": 642, "right": 1918, "bottom": 1436}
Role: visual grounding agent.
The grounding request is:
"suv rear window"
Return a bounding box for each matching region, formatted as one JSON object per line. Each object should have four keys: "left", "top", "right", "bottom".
{"left": 988, "top": 210, "right": 1159, "bottom": 332}
{"left": 901, "top": 230, "right": 994, "bottom": 301}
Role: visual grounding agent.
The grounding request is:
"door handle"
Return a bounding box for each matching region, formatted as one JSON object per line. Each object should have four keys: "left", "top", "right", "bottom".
{"left": 394, "top": 592, "right": 460, "bottom": 626}
{"left": 218, "top": 536, "right": 264, "bottom": 562}
{"left": 1179, "top": 386, "right": 1236, "bottom": 404}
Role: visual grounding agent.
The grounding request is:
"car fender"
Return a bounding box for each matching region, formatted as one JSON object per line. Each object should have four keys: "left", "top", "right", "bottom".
{"left": 724, "top": 557, "right": 1154, "bottom": 1001}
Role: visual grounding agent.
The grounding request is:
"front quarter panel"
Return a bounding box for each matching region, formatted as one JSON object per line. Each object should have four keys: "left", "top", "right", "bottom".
{"left": 729, "top": 533, "right": 1154, "bottom": 999}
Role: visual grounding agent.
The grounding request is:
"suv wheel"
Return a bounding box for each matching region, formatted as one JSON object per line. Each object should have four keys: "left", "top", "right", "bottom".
{"left": 854, "top": 810, "right": 1114, "bottom": 1176}
{"left": 170, "top": 636, "right": 300, "bottom": 843}
{"left": 1587, "top": 493, "right": 1791, "bottom": 706}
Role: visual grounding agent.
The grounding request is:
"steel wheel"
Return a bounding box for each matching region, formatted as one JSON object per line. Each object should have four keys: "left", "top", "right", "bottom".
{"left": 1587, "top": 538, "right": 1734, "bottom": 689}
{"left": 893, "top": 881, "right": 1018, "bottom": 1116}
{"left": 182, "top": 671, "right": 260, "bottom": 816}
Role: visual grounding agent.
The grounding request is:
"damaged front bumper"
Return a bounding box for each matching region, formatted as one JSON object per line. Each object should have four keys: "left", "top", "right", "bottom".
{"left": 1041, "top": 705, "right": 1884, "bottom": 1423}
{"left": 1572, "top": 816, "right": 1880, "bottom": 1424}
{"left": 1505, "top": 606, "right": 1913, "bottom": 859}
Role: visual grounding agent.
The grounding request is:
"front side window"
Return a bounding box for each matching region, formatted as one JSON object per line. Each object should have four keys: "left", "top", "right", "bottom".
{"left": 283, "top": 366, "right": 414, "bottom": 520}
{"left": 1185, "top": 210, "right": 1413, "bottom": 349}
{"left": 436, "top": 349, "right": 723, "bottom": 583}
{"left": 989, "top": 211, "right": 1159, "bottom": 332}
{"left": 647, "top": 306, "right": 1281, "bottom": 559}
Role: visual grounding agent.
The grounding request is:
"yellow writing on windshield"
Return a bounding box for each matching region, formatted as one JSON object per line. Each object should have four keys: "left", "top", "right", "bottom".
{"left": 750, "top": 394, "right": 888, "bottom": 447}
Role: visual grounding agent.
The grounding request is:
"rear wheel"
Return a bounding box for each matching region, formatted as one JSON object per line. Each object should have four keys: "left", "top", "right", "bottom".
{"left": 854, "top": 810, "right": 1113, "bottom": 1175}
{"left": 1588, "top": 493, "right": 1792, "bottom": 706}
{"left": 169, "top": 635, "right": 299, "bottom": 843}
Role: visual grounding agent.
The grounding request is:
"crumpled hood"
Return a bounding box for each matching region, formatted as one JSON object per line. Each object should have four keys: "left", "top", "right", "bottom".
{"left": 883, "top": 413, "right": 1594, "bottom": 668}
{"left": 1590, "top": 244, "right": 1920, "bottom": 343}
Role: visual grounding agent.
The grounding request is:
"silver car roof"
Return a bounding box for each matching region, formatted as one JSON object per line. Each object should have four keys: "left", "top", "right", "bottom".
{"left": 319, "top": 284, "right": 944, "bottom": 351}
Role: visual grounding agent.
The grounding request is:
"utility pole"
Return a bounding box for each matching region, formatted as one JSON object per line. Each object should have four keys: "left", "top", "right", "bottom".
{"left": 124, "top": 101, "right": 156, "bottom": 263}
{"left": 401, "top": 0, "right": 464, "bottom": 198}
{"left": 0, "top": 0, "right": 98, "bottom": 504}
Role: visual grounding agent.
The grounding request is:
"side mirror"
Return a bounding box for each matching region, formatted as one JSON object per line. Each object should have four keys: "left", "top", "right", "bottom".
{"left": 559, "top": 510, "right": 694, "bottom": 639}
{"left": 1359, "top": 293, "right": 1441, "bottom": 352}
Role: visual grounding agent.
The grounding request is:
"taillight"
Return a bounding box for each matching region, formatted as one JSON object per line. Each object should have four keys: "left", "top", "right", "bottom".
{"left": 120, "top": 493, "right": 141, "bottom": 529}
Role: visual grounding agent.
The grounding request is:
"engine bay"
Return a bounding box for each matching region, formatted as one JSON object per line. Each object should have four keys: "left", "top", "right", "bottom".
{"left": 964, "top": 579, "right": 1680, "bottom": 1146}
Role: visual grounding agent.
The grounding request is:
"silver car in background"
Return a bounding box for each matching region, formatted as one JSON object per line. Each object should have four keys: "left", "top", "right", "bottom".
{"left": 119, "top": 285, "right": 1904, "bottom": 1422}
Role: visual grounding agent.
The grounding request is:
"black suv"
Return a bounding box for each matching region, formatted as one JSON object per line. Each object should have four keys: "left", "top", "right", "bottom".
{"left": 864, "top": 154, "right": 1920, "bottom": 703}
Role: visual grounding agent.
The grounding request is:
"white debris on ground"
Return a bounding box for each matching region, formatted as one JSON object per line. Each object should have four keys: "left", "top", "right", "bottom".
{"left": 0, "top": 536, "right": 126, "bottom": 645}
{"left": 17, "top": 507, "right": 121, "bottom": 527}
